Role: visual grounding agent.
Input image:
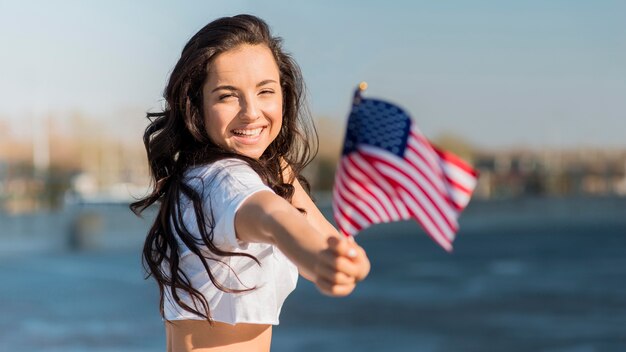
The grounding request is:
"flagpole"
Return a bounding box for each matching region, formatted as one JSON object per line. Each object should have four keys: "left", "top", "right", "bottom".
{"left": 353, "top": 81, "right": 368, "bottom": 105}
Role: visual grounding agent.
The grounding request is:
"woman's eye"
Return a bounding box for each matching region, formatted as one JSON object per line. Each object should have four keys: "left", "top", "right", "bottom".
{"left": 259, "top": 90, "right": 274, "bottom": 95}
{"left": 218, "top": 94, "right": 235, "bottom": 101}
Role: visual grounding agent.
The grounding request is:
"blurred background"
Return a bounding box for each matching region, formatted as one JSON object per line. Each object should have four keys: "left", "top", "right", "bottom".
{"left": 1, "top": 1, "right": 625, "bottom": 351}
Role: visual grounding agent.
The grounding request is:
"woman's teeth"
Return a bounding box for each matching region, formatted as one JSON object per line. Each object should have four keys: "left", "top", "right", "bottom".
{"left": 232, "top": 127, "right": 263, "bottom": 137}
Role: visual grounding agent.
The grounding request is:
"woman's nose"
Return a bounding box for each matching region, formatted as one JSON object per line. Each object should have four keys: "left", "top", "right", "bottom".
{"left": 239, "top": 97, "right": 261, "bottom": 121}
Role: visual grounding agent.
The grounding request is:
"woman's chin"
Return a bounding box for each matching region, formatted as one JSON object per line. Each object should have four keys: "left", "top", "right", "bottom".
{"left": 229, "top": 146, "right": 265, "bottom": 160}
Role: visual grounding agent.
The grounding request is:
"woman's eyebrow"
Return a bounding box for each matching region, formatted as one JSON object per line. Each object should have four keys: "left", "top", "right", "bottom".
{"left": 257, "top": 79, "right": 278, "bottom": 87}
{"left": 211, "top": 85, "right": 237, "bottom": 93}
{"left": 210, "top": 80, "right": 277, "bottom": 94}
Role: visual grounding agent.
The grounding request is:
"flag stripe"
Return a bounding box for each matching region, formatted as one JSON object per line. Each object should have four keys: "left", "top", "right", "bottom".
{"left": 398, "top": 188, "right": 453, "bottom": 252}
{"left": 407, "top": 134, "right": 466, "bottom": 210}
{"left": 333, "top": 193, "right": 371, "bottom": 229}
{"left": 360, "top": 145, "right": 459, "bottom": 230}
{"left": 333, "top": 186, "right": 368, "bottom": 226}
{"left": 406, "top": 143, "right": 458, "bottom": 207}
{"left": 440, "top": 159, "right": 478, "bottom": 194}
{"left": 375, "top": 161, "right": 457, "bottom": 241}
{"left": 409, "top": 132, "right": 476, "bottom": 208}
{"left": 334, "top": 200, "right": 362, "bottom": 236}
{"left": 334, "top": 169, "right": 382, "bottom": 224}
{"left": 339, "top": 158, "right": 395, "bottom": 222}
{"left": 347, "top": 154, "right": 402, "bottom": 221}
{"left": 434, "top": 147, "right": 479, "bottom": 177}
{"left": 404, "top": 146, "right": 463, "bottom": 213}
{"left": 348, "top": 154, "right": 408, "bottom": 220}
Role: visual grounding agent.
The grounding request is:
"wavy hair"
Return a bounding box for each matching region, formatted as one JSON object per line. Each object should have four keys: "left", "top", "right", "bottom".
{"left": 130, "top": 14, "right": 317, "bottom": 322}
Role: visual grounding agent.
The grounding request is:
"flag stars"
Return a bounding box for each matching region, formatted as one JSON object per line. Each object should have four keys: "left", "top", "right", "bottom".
{"left": 342, "top": 99, "right": 412, "bottom": 157}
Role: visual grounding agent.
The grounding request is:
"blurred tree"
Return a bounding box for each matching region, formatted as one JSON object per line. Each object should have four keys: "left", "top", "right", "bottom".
{"left": 314, "top": 157, "right": 337, "bottom": 191}
{"left": 432, "top": 132, "right": 477, "bottom": 162}
{"left": 43, "top": 166, "right": 75, "bottom": 210}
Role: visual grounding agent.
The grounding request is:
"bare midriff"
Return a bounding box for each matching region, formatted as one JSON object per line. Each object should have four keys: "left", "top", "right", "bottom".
{"left": 166, "top": 320, "right": 272, "bottom": 352}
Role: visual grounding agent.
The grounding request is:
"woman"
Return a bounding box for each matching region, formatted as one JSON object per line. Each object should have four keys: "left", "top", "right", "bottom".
{"left": 131, "top": 14, "right": 370, "bottom": 351}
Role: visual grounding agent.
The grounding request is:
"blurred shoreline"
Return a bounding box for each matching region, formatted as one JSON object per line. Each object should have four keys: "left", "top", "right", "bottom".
{"left": 1, "top": 194, "right": 624, "bottom": 256}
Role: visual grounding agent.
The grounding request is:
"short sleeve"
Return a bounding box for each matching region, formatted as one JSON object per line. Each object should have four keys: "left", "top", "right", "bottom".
{"left": 188, "top": 160, "right": 274, "bottom": 251}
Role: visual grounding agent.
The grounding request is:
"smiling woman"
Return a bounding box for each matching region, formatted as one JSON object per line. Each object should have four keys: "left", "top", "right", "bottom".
{"left": 130, "top": 14, "right": 370, "bottom": 352}
{"left": 202, "top": 44, "right": 283, "bottom": 160}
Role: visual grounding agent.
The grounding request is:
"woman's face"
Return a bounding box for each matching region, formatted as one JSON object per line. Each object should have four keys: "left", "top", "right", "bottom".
{"left": 202, "top": 44, "right": 283, "bottom": 159}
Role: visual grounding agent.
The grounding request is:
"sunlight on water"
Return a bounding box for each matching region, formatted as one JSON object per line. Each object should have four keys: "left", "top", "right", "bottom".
{"left": 1, "top": 198, "right": 625, "bottom": 351}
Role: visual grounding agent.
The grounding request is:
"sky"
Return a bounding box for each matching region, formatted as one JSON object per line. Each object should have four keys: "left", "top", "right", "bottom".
{"left": 0, "top": 0, "right": 625, "bottom": 149}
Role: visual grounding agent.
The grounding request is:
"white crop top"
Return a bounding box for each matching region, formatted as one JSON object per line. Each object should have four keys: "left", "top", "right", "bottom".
{"left": 163, "top": 159, "right": 299, "bottom": 325}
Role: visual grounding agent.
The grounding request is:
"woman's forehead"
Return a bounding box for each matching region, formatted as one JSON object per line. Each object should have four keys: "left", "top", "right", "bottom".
{"left": 206, "top": 44, "right": 279, "bottom": 85}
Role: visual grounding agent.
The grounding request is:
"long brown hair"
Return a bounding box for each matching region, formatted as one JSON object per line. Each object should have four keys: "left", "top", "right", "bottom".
{"left": 130, "top": 14, "right": 317, "bottom": 322}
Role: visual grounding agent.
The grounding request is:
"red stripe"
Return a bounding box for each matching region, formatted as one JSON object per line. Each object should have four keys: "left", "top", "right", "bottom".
{"left": 342, "top": 160, "right": 392, "bottom": 219}
{"left": 348, "top": 154, "right": 405, "bottom": 221}
{"left": 433, "top": 147, "right": 479, "bottom": 177}
{"left": 334, "top": 174, "right": 378, "bottom": 224}
{"left": 335, "top": 199, "right": 363, "bottom": 234}
{"left": 338, "top": 160, "right": 391, "bottom": 222}
{"left": 408, "top": 132, "right": 464, "bottom": 196}
{"left": 408, "top": 131, "right": 476, "bottom": 203}
{"left": 397, "top": 188, "right": 453, "bottom": 251}
{"left": 349, "top": 153, "right": 397, "bottom": 195}
{"left": 404, "top": 145, "right": 463, "bottom": 213}
{"left": 361, "top": 151, "right": 458, "bottom": 233}
{"left": 343, "top": 156, "right": 399, "bottom": 221}
{"left": 336, "top": 222, "right": 350, "bottom": 238}
{"left": 377, "top": 162, "right": 457, "bottom": 238}
{"left": 333, "top": 204, "right": 354, "bottom": 237}
{"left": 443, "top": 175, "right": 473, "bottom": 196}
{"left": 412, "top": 131, "right": 443, "bottom": 173}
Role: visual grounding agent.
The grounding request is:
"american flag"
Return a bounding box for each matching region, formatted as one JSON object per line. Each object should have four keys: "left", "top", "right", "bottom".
{"left": 332, "top": 93, "right": 478, "bottom": 251}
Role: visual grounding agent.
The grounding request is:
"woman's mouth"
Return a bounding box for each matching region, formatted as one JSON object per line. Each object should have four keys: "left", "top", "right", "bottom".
{"left": 232, "top": 127, "right": 264, "bottom": 137}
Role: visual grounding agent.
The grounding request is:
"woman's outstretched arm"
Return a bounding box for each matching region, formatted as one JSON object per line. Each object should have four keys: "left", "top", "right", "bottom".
{"left": 235, "top": 191, "right": 370, "bottom": 296}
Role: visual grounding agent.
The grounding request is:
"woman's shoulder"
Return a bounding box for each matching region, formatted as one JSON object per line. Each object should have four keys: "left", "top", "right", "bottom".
{"left": 184, "top": 158, "right": 268, "bottom": 193}
{"left": 185, "top": 158, "right": 253, "bottom": 180}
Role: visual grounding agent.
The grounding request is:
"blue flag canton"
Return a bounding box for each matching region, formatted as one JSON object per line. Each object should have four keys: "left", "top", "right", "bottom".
{"left": 342, "top": 98, "right": 412, "bottom": 157}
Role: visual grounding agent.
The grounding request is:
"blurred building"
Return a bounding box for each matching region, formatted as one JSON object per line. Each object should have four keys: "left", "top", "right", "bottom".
{"left": 472, "top": 149, "right": 626, "bottom": 199}
{"left": 0, "top": 112, "right": 150, "bottom": 214}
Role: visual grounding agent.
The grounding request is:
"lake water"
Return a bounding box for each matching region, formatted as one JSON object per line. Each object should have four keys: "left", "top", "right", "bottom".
{"left": 1, "top": 197, "right": 625, "bottom": 351}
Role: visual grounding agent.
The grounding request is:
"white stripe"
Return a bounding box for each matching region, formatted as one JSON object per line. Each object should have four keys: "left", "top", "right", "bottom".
{"left": 392, "top": 197, "right": 411, "bottom": 220}
{"left": 337, "top": 159, "right": 391, "bottom": 222}
{"left": 339, "top": 160, "right": 389, "bottom": 219}
{"left": 349, "top": 154, "right": 407, "bottom": 221}
{"left": 405, "top": 147, "right": 459, "bottom": 214}
{"left": 405, "top": 145, "right": 448, "bottom": 195}
{"left": 350, "top": 153, "right": 396, "bottom": 195}
{"left": 333, "top": 206, "right": 359, "bottom": 236}
{"left": 343, "top": 157, "right": 400, "bottom": 222}
{"left": 398, "top": 188, "right": 453, "bottom": 251}
{"left": 408, "top": 129, "right": 477, "bottom": 193}
{"left": 408, "top": 130, "right": 442, "bottom": 175}
{"left": 361, "top": 145, "right": 458, "bottom": 224}
{"left": 377, "top": 162, "right": 457, "bottom": 240}
{"left": 441, "top": 161, "right": 478, "bottom": 192}
{"left": 333, "top": 182, "right": 378, "bottom": 228}
{"left": 450, "top": 187, "right": 472, "bottom": 208}
{"left": 334, "top": 172, "right": 382, "bottom": 223}
{"left": 408, "top": 136, "right": 476, "bottom": 207}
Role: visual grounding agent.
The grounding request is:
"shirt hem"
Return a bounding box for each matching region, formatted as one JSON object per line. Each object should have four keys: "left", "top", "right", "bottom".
{"left": 163, "top": 316, "right": 280, "bottom": 326}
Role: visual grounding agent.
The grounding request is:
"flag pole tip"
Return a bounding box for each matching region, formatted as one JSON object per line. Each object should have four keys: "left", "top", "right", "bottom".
{"left": 353, "top": 82, "right": 367, "bottom": 105}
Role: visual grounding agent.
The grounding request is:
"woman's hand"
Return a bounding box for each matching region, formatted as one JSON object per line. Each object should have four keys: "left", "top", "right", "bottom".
{"left": 314, "top": 236, "right": 370, "bottom": 297}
